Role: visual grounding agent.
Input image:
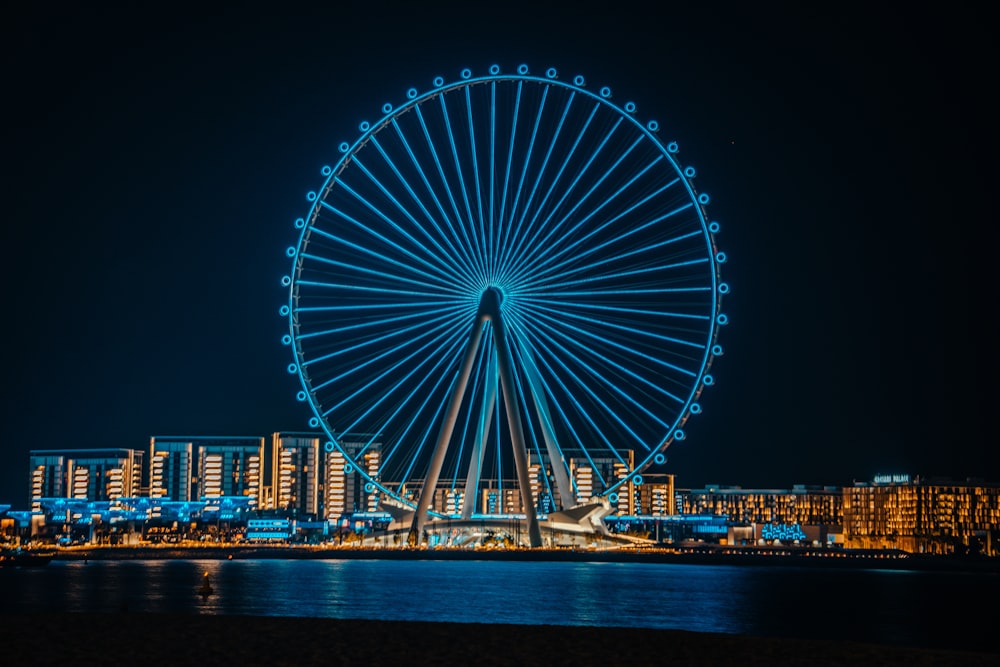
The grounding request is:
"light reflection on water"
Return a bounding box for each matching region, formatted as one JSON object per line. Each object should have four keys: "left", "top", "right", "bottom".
{"left": 1, "top": 559, "right": 996, "bottom": 652}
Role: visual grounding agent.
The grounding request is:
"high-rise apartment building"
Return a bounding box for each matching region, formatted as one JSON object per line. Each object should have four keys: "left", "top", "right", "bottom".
{"left": 570, "top": 454, "right": 632, "bottom": 507}
{"left": 28, "top": 449, "right": 143, "bottom": 510}
{"left": 843, "top": 476, "right": 1000, "bottom": 555}
{"left": 149, "top": 438, "right": 195, "bottom": 502}
{"left": 637, "top": 473, "right": 676, "bottom": 516}
{"left": 271, "top": 432, "right": 322, "bottom": 516}
{"left": 323, "top": 435, "right": 382, "bottom": 519}
{"left": 678, "top": 483, "right": 843, "bottom": 526}
{"left": 149, "top": 436, "right": 263, "bottom": 506}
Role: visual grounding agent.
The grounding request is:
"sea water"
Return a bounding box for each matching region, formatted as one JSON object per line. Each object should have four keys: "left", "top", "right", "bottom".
{"left": 1, "top": 558, "right": 996, "bottom": 653}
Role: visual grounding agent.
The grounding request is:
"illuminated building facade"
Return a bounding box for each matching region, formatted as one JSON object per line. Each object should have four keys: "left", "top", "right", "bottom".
{"left": 15, "top": 440, "right": 1000, "bottom": 554}
{"left": 523, "top": 452, "right": 562, "bottom": 514}
{"left": 678, "top": 484, "right": 843, "bottom": 526}
{"left": 478, "top": 484, "right": 524, "bottom": 515}
{"left": 323, "top": 436, "right": 382, "bottom": 519}
{"left": 150, "top": 436, "right": 263, "bottom": 507}
{"left": 271, "top": 432, "right": 322, "bottom": 516}
{"left": 570, "top": 454, "right": 631, "bottom": 508}
{"left": 196, "top": 437, "right": 264, "bottom": 507}
{"left": 28, "top": 449, "right": 143, "bottom": 510}
{"left": 637, "top": 474, "right": 676, "bottom": 516}
{"left": 148, "top": 438, "right": 194, "bottom": 502}
{"left": 843, "top": 476, "right": 1000, "bottom": 555}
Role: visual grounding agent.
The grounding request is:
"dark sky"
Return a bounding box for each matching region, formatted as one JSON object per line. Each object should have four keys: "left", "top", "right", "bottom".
{"left": 2, "top": 3, "right": 995, "bottom": 504}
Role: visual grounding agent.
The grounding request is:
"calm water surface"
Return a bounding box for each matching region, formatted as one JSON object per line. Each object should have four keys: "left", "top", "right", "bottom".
{"left": 2, "top": 559, "right": 996, "bottom": 653}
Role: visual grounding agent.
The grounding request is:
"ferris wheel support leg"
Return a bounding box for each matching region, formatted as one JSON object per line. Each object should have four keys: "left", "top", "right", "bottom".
{"left": 522, "top": 347, "right": 574, "bottom": 512}
{"left": 408, "top": 313, "right": 488, "bottom": 546}
{"left": 483, "top": 289, "right": 542, "bottom": 548}
{"left": 492, "top": 327, "right": 543, "bottom": 547}
{"left": 461, "top": 354, "right": 496, "bottom": 520}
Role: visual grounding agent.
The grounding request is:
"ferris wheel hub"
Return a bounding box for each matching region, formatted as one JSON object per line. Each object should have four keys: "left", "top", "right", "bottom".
{"left": 479, "top": 286, "right": 504, "bottom": 316}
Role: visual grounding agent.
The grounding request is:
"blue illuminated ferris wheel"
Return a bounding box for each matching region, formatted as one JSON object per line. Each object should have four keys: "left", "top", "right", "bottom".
{"left": 282, "top": 64, "right": 728, "bottom": 545}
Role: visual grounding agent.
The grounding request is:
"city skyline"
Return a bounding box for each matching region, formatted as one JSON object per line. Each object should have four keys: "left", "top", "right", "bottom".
{"left": 13, "top": 432, "right": 995, "bottom": 513}
{"left": 14, "top": 436, "right": 1000, "bottom": 558}
{"left": 3, "top": 4, "right": 995, "bottom": 504}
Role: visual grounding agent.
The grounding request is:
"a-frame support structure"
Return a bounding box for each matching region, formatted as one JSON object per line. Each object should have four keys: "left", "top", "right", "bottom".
{"left": 408, "top": 287, "right": 546, "bottom": 547}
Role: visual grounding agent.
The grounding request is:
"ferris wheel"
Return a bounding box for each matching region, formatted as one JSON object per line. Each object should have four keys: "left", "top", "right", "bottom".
{"left": 281, "top": 64, "right": 728, "bottom": 546}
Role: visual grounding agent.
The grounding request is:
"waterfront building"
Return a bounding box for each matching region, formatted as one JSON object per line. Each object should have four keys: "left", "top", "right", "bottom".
{"left": 636, "top": 473, "right": 677, "bottom": 516}
{"left": 524, "top": 452, "right": 565, "bottom": 513}
{"left": 323, "top": 435, "right": 382, "bottom": 520}
{"left": 570, "top": 454, "right": 631, "bottom": 507}
{"left": 148, "top": 438, "right": 195, "bottom": 502}
{"left": 675, "top": 483, "right": 843, "bottom": 546}
{"left": 843, "top": 475, "right": 1000, "bottom": 555}
{"left": 149, "top": 436, "right": 263, "bottom": 507}
{"left": 271, "top": 432, "right": 322, "bottom": 516}
{"left": 611, "top": 451, "right": 636, "bottom": 516}
{"left": 678, "top": 484, "right": 843, "bottom": 525}
{"left": 478, "top": 483, "right": 523, "bottom": 514}
{"left": 11, "top": 439, "right": 1000, "bottom": 554}
{"left": 28, "top": 449, "right": 143, "bottom": 510}
{"left": 197, "top": 438, "right": 264, "bottom": 507}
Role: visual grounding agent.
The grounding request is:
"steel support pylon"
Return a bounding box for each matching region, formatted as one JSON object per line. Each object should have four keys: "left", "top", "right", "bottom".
{"left": 408, "top": 287, "right": 543, "bottom": 547}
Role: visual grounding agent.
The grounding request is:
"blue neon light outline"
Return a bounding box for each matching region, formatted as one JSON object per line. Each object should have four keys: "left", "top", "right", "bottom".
{"left": 286, "top": 64, "right": 727, "bottom": 503}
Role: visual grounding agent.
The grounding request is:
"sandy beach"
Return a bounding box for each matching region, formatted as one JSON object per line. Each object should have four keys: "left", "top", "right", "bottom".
{"left": 1, "top": 612, "right": 997, "bottom": 666}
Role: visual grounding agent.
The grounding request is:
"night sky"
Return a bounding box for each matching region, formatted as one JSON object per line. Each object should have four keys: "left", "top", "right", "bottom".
{"left": 3, "top": 3, "right": 995, "bottom": 504}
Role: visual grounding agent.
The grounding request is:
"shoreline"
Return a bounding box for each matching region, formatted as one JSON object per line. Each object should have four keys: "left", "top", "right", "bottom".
{"left": 46, "top": 544, "right": 1000, "bottom": 572}
{"left": 1, "top": 612, "right": 997, "bottom": 665}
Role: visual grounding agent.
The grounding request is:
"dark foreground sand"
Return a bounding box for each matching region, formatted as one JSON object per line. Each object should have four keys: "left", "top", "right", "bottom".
{"left": 1, "top": 613, "right": 996, "bottom": 666}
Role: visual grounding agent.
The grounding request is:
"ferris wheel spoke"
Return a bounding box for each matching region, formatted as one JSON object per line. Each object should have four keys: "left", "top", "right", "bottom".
{"left": 505, "top": 351, "right": 556, "bottom": 499}
{"left": 516, "top": 178, "right": 685, "bottom": 286}
{"left": 384, "top": 329, "right": 487, "bottom": 494}
{"left": 500, "top": 103, "right": 600, "bottom": 284}
{"left": 520, "top": 257, "right": 710, "bottom": 294}
{"left": 507, "top": 332, "right": 616, "bottom": 488}
{"left": 520, "top": 313, "right": 686, "bottom": 412}
{"left": 296, "top": 278, "right": 474, "bottom": 301}
{"left": 355, "top": 332, "right": 469, "bottom": 478}
{"left": 515, "top": 223, "right": 701, "bottom": 293}
{"left": 379, "top": 365, "right": 456, "bottom": 481}
{"left": 315, "top": 194, "right": 470, "bottom": 292}
{"left": 509, "top": 147, "right": 662, "bottom": 282}
{"left": 321, "top": 315, "right": 470, "bottom": 419}
{"left": 497, "top": 117, "right": 629, "bottom": 286}
{"left": 437, "top": 93, "right": 483, "bottom": 271}
{"left": 495, "top": 80, "right": 524, "bottom": 275}
{"left": 523, "top": 300, "right": 705, "bottom": 350}
{"left": 367, "top": 134, "right": 483, "bottom": 281}
{"left": 464, "top": 86, "right": 489, "bottom": 273}
{"left": 518, "top": 327, "right": 652, "bottom": 457}
{"left": 296, "top": 308, "right": 468, "bottom": 352}
{"left": 344, "top": 152, "right": 482, "bottom": 285}
{"left": 300, "top": 249, "right": 467, "bottom": 297}
{"left": 305, "top": 304, "right": 466, "bottom": 376}
{"left": 390, "top": 118, "right": 485, "bottom": 282}
{"left": 413, "top": 103, "right": 485, "bottom": 281}
{"left": 295, "top": 299, "right": 470, "bottom": 314}
{"left": 525, "top": 304, "right": 700, "bottom": 381}
{"left": 442, "top": 340, "right": 493, "bottom": 500}
{"left": 553, "top": 223, "right": 700, "bottom": 285}
{"left": 504, "top": 85, "right": 549, "bottom": 238}
{"left": 510, "top": 93, "right": 599, "bottom": 274}
{"left": 296, "top": 302, "right": 467, "bottom": 343}
{"left": 487, "top": 81, "right": 497, "bottom": 282}
{"left": 526, "top": 285, "right": 712, "bottom": 298}
{"left": 519, "top": 315, "right": 676, "bottom": 429}
{"left": 519, "top": 299, "right": 713, "bottom": 325}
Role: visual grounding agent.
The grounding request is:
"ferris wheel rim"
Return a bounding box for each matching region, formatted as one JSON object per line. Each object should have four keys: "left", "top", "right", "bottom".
{"left": 283, "top": 64, "right": 728, "bottom": 509}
